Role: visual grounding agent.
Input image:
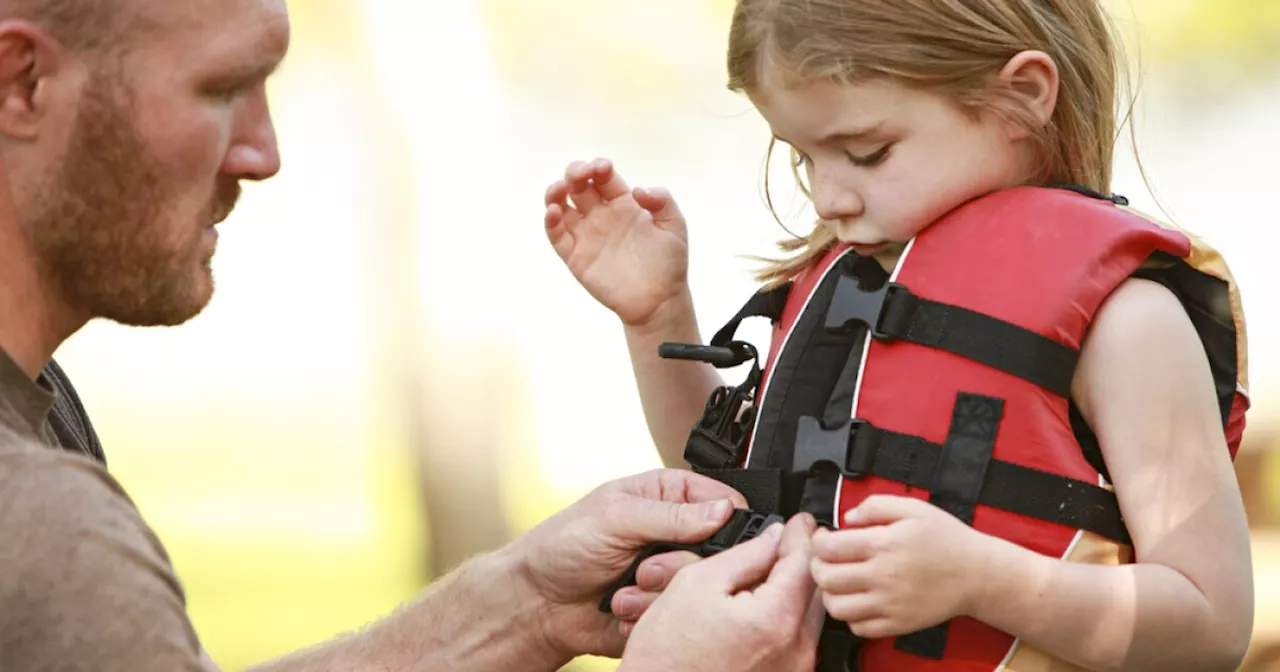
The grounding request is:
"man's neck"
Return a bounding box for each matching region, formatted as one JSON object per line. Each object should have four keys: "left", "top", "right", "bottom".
{"left": 0, "top": 229, "right": 85, "bottom": 380}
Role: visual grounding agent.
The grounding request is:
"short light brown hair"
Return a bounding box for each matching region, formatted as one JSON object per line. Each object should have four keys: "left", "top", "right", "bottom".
{"left": 5, "top": 0, "right": 141, "bottom": 55}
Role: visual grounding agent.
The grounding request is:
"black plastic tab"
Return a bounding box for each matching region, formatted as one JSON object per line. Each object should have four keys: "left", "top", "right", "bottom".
{"left": 659, "top": 342, "right": 754, "bottom": 368}
{"left": 598, "top": 509, "right": 786, "bottom": 613}
{"left": 794, "top": 416, "right": 849, "bottom": 474}
{"left": 824, "top": 273, "right": 905, "bottom": 340}
{"left": 793, "top": 416, "right": 874, "bottom": 479}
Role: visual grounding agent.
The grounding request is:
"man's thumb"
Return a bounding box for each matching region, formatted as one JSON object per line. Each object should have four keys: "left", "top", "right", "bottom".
{"left": 629, "top": 498, "right": 734, "bottom": 545}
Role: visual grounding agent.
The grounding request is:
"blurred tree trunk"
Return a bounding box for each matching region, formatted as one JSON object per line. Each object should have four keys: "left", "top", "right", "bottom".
{"left": 411, "top": 349, "right": 513, "bottom": 575}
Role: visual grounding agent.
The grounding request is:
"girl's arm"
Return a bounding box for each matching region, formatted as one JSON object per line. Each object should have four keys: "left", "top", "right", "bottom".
{"left": 968, "top": 277, "right": 1254, "bottom": 671}
{"left": 623, "top": 290, "right": 725, "bottom": 469}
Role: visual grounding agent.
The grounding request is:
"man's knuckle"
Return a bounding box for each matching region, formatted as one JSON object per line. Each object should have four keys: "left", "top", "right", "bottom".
{"left": 789, "top": 651, "right": 817, "bottom": 671}
{"left": 810, "top": 562, "right": 832, "bottom": 588}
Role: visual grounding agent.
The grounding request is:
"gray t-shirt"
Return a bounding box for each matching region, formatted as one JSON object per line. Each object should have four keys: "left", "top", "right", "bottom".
{"left": 0, "top": 348, "right": 213, "bottom": 670}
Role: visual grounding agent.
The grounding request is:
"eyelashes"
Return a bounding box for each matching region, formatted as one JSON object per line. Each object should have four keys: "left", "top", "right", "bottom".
{"left": 845, "top": 145, "right": 891, "bottom": 167}
{"left": 791, "top": 145, "right": 893, "bottom": 169}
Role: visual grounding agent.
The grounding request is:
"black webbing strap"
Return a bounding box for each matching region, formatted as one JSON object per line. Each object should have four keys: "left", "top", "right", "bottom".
{"left": 694, "top": 467, "right": 795, "bottom": 517}
{"left": 826, "top": 274, "right": 1079, "bottom": 398}
{"left": 927, "top": 394, "right": 1004, "bottom": 525}
{"left": 710, "top": 283, "right": 792, "bottom": 347}
{"left": 817, "top": 616, "right": 863, "bottom": 671}
{"left": 894, "top": 393, "right": 1004, "bottom": 659}
{"left": 794, "top": 326, "right": 871, "bottom": 528}
{"left": 845, "top": 420, "right": 1131, "bottom": 545}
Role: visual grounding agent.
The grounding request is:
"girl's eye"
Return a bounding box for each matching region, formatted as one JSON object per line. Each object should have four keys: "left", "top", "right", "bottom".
{"left": 846, "top": 144, "right": 891, "bottom": 168}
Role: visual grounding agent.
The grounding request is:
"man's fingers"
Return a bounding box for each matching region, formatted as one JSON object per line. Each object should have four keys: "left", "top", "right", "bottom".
{"left": 752, "top": 516, "right": 819, "bottom": 611}
{"left": 803, "top": 584, "right": 827, "bottom": 636}
{"left": 687, "top": 522, "right": 783, "bottom": 592}
{"left": 610, "top": 586, "right": 661, "bottom": 621}
{"left": 635, "top": 550, "right": 702, "bottom": 591}
{"left": 779, "top": 513, "right": 817, "bottom": 555}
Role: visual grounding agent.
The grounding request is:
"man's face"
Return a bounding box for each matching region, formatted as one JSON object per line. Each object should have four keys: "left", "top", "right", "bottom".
{"left": 27, "top": 0, "right": 289, "bottom": 327}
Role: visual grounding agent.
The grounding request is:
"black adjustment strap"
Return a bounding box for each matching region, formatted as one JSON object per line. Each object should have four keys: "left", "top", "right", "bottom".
{"left": 710, "top": 283, "right": 792, "bottom": 347}
{"left": 845, "top": 421, "right": 1131, "bottom": 545}
{"left": 798, "top": 468, "right": 841, "bottom": 529}
{"left": 817, "top": 616, "right": 864, "bottom": 671}
{"left": 895, "top": 393, "right": 1004, "bottom": 660}
{"left": 696, "top": 468, "right": 786, "bottom": 514}
{"left": 929, "top": 393, "right": 1003, "bottom": 526}
{"left": 825, "top": 274, "right": 1079, "bottom": 398}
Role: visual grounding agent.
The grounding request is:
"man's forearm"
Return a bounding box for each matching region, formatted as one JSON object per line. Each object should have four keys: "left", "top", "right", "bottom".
{"left": 250, "top": 548, "right": 567, "bottom": 672}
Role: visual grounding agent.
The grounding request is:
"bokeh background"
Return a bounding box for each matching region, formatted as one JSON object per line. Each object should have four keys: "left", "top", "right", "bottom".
{"left": 52, "top": 0, "right": 1280, "bottom": 669}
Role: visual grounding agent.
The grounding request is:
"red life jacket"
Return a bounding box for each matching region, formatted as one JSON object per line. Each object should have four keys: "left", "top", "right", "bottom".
{"left": 669, "top": 185, "right": 1248, "bottom": 671}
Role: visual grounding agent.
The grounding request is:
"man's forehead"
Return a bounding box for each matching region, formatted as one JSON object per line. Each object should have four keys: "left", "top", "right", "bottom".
{"left": 138, "top": 0, "right": 289, "bottom": 63}
{"left": 139, "top": 0, "right": 288, "bottom": 43}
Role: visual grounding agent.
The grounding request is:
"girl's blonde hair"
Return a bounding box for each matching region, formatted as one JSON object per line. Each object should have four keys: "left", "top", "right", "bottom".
{"left": 727, "top": 0, "right": 1134, "bottom": 286}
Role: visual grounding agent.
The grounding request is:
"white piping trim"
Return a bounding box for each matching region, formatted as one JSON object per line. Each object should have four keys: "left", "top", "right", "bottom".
{"left": 742, "top": 248, "right": 855, "bottom": 466}
{"left": 1237, "top": 382, "right": 1250, "bottom": 404}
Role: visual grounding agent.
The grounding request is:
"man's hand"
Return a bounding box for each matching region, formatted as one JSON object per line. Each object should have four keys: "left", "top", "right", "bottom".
{"left": 618, "top": 513, "right": 825, "bottom": 672}
{"left": 609, "top": 548, "right": 703, "bottom": 637}
{"left": 501, "top": 468, "right": 748, "bottom": 661}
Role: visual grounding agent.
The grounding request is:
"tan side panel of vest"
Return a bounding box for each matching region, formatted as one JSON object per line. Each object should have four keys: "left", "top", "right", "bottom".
{"left": 997, "top": 531, "right": 1132, "bottom": 671}
{"left": 1124, "top": 206, "right": 1250, "bottom": 395}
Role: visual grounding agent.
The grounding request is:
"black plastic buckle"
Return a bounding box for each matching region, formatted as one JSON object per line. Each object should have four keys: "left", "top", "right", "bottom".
{"left": 684, "top": 384, "right": 756, "bottom": 469}
{"left": 824, "top": 272, "right": 907, "bottom": 341}
{"left": 793, "top": 416, "right": 869, "bottom": 479}
{"left": 597, "top": 509, "right": 786, "bottom": 614}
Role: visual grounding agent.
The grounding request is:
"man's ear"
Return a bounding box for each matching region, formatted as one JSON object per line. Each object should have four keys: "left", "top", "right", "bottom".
{"left": 997, "top": 50, "right": 1059, "bottom": 139}
{"left": 0, "top": 21, "right": 65, "bottom": 141}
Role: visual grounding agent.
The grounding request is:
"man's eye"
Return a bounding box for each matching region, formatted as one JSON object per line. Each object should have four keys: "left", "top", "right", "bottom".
{"left": 846, "top": 145, "right": 891, "bottom": 168}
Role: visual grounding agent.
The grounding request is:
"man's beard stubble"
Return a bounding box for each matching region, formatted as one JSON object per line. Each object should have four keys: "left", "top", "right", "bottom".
{"left": 27, "top": 73, "right": 240, "bottom": 327}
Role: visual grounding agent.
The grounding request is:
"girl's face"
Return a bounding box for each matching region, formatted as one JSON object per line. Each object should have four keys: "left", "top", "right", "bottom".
{"left": 750, "top": 71, "right": 1039, "bottom": 266}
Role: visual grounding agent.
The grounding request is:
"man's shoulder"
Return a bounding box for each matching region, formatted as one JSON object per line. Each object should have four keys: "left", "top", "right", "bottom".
{"left": 0, "top": 428, "right": 206, "bottom": 670}
{"left": 0, "top": 425, "right": 136, "bottom": 536}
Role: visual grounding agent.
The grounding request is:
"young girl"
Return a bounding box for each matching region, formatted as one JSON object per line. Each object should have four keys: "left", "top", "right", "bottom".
{"left": 543, "top": 1, "right": 1254, "bottom": 670}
